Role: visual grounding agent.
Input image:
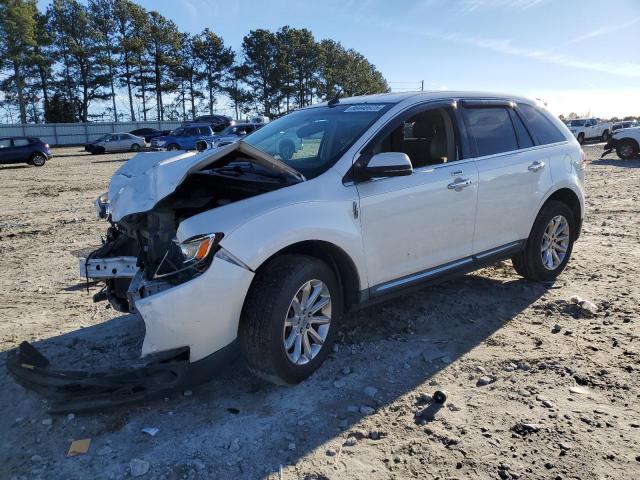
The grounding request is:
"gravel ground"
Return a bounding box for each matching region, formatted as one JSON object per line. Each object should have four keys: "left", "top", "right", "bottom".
{"left": 0, "top": 144, "right": 638, "bottom": 480}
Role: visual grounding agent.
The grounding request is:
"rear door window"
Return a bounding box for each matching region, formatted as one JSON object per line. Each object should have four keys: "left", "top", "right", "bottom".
{"left": 13, "top": 138, "right": 31, "bottom": 147}
{"left": 463, "top": 107, "right": 518, "bottom": 157}
{"left": 517, "top": 104, "right": 566, "bottom": 145}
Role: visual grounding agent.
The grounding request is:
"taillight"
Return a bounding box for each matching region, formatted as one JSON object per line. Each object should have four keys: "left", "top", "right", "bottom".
{"left": 580, "top": 149, "right": 587, "bottom": 168}
{"left": 44, "top": 143, "right": 50, "bottom": 149}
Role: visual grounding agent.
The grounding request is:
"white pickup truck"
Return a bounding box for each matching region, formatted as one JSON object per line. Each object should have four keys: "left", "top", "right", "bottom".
{"left": 566, "top": 118, "right": 611, "bottom": 144}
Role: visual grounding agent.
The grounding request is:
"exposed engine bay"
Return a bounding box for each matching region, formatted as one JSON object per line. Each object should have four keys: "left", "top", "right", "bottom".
{"left": 88, "top": 146, "right": 301, "bottom": 312}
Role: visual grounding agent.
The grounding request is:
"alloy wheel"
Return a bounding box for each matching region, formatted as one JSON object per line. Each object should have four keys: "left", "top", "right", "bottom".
{"left": 283, "top": 279, "right": 331, "bottom": 365}
{"left": 541, "top": 215, "right": 570, "bottom": 270}
{"left": 32, "top": 154, "right": 46, "bottom": 166}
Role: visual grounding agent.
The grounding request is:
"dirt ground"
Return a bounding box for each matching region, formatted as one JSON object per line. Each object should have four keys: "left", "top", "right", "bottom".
{"left": 0, "top": 144, "right": 638, "bottom": 480}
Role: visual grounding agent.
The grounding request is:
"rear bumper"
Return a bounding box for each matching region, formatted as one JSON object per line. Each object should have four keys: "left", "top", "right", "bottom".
{"left": 7, "top": 339, "right": 238, "bottom": 413}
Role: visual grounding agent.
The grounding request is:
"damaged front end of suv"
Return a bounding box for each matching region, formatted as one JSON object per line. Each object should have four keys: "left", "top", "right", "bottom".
{"left": 8, "top": 141, "right": 305, "bottom": 412}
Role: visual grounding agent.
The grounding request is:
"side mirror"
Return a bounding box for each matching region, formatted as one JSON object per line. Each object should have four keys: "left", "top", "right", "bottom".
{"left": 360, "top": 152, "right": 413, "bottom": 179}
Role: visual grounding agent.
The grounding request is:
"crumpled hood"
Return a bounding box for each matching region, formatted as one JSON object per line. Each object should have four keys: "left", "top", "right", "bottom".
{"left": 108, "top": 141, "right": 304, "bottom": 222}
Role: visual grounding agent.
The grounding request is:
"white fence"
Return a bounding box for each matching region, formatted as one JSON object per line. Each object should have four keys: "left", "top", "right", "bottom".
{"left": 0, "top": 121, "right": 183, "bottom": 146}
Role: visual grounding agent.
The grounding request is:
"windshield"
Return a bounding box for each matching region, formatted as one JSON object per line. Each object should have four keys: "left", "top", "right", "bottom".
{"left": 568, "top": 120, "right": 586, "bottom": 126}
{"left": 243, "top": 103, "right": 393, "bottom": 179}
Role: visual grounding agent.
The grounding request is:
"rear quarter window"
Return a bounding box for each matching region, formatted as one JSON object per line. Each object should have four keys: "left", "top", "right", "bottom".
{"left": 517, "top": 104, "right": 566, "bottom": 145}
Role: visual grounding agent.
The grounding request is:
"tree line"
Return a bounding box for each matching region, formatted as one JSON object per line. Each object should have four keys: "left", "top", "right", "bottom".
{"left": 0, "top": 0, "right": 390, "bottom": 124}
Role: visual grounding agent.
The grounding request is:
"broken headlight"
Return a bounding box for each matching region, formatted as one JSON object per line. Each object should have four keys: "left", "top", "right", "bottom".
{"left": 154, "top": 232, "right": 223, "bottom": 279}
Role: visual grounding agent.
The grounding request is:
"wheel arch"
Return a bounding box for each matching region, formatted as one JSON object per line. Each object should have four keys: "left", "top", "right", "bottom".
{"left": 540, "top": 187, "right": 583, "bottom": 240}
{"left": 251, "top": 240, "right": 361, "bottom": 313}
{"left": 619, "top": 137, "right": 639, "bottom": 150}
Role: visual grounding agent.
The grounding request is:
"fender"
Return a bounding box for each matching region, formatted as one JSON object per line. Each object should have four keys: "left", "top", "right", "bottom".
{"left": 527, "top": 181, "right": 585, "bottom": 239}
{"left": 176, "top": 169, "right": 369, "bottom": 288}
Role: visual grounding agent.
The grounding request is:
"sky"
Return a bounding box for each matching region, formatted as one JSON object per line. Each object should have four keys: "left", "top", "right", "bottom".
{"left": 40, "top": 0, "right": 640, "bottom": 119}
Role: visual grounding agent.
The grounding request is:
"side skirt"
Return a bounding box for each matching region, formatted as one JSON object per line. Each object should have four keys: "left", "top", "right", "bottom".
{"left": 353, "top": 240, "right": 525, "bottom": 309}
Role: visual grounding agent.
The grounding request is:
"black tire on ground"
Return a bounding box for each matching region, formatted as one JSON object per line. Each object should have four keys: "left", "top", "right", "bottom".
{"left": 601, "top": 130, "right": 609, "bottom": 142}
{"left": 279, "top": 140, "right": 295, "bottom": 161}
{"left": 577, "top": 133, "right": 585, "bottom": 144}
{"left": 167, "top": 144, "right": 179, "bottom": 151}
{"left": 239, "top": 254, "right": 342, "bottom": 385}
{"left": 94, "top": 147, "right": 105, "bottom": 155}
{"left": 30, "top": 153, "right": 46, "bottom": 167}
{"left": 130, "top": 143, "right": 140, "bottom": 151}
{"left": 616, "top": 140, "right": 639, "bottom": 160}
{"left": 512, "top": 200, "right": 576, "bottom": 282}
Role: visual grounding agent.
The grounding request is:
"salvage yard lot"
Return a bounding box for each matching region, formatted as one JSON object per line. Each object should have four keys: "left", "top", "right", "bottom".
{"left": 0, "top": 146, "right": 639, "bottom": 479}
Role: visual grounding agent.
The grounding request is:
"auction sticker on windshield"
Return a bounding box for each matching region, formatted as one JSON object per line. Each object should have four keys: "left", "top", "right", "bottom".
{"left": 344, "top": 104, "right": 387, "bottom": 112}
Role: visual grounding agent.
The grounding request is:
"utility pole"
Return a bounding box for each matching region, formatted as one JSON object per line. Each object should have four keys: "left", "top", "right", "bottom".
{"left": 421, "top": 80, "right": 424, "bottom": 91}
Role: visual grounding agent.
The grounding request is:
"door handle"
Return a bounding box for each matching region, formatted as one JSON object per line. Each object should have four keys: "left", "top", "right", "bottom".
{"left": 528, "top": 160, "right": 545, "bottom": 172}
{"left": 447, "top": 178, "right": 472, "bottom": 191}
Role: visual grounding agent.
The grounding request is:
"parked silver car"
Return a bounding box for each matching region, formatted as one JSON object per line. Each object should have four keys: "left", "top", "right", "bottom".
{"left": 85, "top": 133, "right": 145, "bottom": 154}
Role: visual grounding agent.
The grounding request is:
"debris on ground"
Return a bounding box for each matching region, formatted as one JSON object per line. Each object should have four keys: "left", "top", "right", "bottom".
{"left": 67, "top": 438, "right": 91, "bottom": 457}
{"left": 0, "top": 145, "right": 639, "bottom": 479}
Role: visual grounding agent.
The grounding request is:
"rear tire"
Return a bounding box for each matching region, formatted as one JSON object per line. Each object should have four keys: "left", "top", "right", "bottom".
{"left": 239, "top": 254, "right": 342, "bottom": 385}
{"left": 616, "top": 140, "right": 638, "bottom": 160}
{"left": 130, "top": 143, "right": 140, "bottom": 152}
{"left": 167, "top": 143, "right": 179, "bottom": 151}
{"left": 601, "top": 130, "right": 609, "bottom": 142}
{"left": 512, "top": 200, "right": 575, "bottom": 281}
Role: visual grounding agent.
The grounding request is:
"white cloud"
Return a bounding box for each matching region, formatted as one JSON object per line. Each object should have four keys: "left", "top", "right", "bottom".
{"left": 563, "top": 17, "right": 640, "bottom": 45}
{"left": 458, "top": 0, "right": 548, "bottom": 14}
{"left": 357, "top": 17, "right": 640, "bottom": 79}
{"left": 531, "top": 88, "right": 640, "bottom": 118}
{"left": 442, "top": 31, "right": 640, "bottom": 77}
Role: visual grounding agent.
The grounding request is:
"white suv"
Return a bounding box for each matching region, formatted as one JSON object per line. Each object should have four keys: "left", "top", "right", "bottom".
{"left": 82, "top": 92, "right": 585, "bottom": 386}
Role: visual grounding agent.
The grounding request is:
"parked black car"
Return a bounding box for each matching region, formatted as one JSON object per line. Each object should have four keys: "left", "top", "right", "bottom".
{"left": 0, "top": 137, "right": 52, "bottom": 167}
{"left": 183, "top": 115, "right": 234, "bottom": 133}
{"left": 128, "top": 128, "right": 172, "bottom": 143}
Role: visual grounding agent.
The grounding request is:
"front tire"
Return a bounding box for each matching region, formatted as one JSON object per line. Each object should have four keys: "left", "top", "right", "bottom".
{"left": 601, "top": 130, "right": 609, "bottom": 142}
{"left": 167, "top": 143, "right": 179, "bottom": 151}
{"left": 512, "top": 201, "right": 575, "bottom": 281}
{"left": 577, "top": 133, "right": 585, "bottom": 145}
{"left": 616, "top": 140, "right": 638, "bottom": 160}
{"left": 130, "top": 143, "right": 141, "bottom": 152}
{"left": 240, "top": 254, "right": 342, "bottom": 385}
{"left": 30, "top": 153, "right": 46, "bottom": 167}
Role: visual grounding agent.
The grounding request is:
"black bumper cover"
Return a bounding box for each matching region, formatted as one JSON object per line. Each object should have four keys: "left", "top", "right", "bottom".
{"left": 7, "top": 339, "right": 238, "bottom": 413}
